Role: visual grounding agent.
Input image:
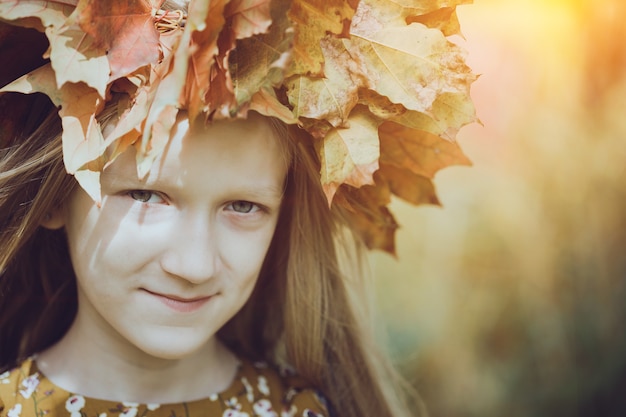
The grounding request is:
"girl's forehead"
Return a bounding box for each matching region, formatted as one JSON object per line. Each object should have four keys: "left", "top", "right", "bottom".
{"left": 102, "top": 114, "right": 288, "bottom": 190}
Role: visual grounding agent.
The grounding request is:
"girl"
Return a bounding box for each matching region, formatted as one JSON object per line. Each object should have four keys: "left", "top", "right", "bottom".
{"left": 1, "top": 98, "right": 398, "bottom": 417}
{"left": 0, "top": 1, "right": 475, "bottom": 416}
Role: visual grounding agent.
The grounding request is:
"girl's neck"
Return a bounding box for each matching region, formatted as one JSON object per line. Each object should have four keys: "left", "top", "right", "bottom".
{"left": 35, "top": 316, "right": 240, "bottom": 404}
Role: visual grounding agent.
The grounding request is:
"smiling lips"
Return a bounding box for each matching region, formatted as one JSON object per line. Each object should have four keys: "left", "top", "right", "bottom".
{"left": 143, "top": 289, "right": 212, "bottom": 313}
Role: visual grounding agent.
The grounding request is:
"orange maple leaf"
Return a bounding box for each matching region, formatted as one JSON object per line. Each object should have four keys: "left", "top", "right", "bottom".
{"left": 73, "top": 0, "right": 160, "bottom": 82}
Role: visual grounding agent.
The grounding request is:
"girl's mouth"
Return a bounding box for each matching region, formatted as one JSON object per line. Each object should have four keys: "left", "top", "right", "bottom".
{"left": 142, "top": 289, "right": 212, "bottom": 313}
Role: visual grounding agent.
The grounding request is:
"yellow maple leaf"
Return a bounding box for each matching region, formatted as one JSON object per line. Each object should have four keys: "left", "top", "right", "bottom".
{"left": 356, "top": 0, "right": 472, "bottom": 28}
{"left": 287, "top": 36, "right": 371, "bottom": 128}
{"left": 347, "top": 23, "right": 473, "bottom": 115}
{"left": 286, "top": 0, "right": 358, "bottom": 77}
{"left": 317, "top": 106, "right": 380, "bottom": 204}
{"left": 391, "top": 91, "right": 479, "bottom": 140}
{"left": 408, "top": 6, "right": 466, "bottom": 37}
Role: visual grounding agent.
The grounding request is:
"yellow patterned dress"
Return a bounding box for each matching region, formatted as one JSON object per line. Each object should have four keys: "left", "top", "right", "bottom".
{"left": 0, "top": 358, "right": 328, "bottom": 417}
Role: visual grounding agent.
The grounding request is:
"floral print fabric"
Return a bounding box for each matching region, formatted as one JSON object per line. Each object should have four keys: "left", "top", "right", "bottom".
{"left": 0, "top": 358, "right": 328, "bottom": 417}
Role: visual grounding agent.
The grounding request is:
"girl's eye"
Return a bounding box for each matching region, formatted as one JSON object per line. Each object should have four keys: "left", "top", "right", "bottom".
{"left": 127, "top": 190, "right": 165, "bottom": 204}
{"left": 227, "top": 201, "right": 259, "bottom": 214}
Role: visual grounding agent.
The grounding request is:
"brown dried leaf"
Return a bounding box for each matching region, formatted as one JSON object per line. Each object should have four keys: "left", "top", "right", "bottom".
{"left": 377, "top": 162, "right": 440, "bottom": 205}
{"left": 379, "top": 121, "right": 471, "bottom": 179}
{"left": 335, "top": 182, "right": 398, "bottom": 254}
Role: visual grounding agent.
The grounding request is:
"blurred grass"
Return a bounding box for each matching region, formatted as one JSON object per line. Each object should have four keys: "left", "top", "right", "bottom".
{"left": 369, "top": 1, "right": 626, "bottom": 415}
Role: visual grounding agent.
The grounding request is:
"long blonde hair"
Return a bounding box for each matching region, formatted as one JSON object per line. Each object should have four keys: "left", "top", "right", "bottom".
{"left": 0, "top": 97, "right": 416, "bottom": 417}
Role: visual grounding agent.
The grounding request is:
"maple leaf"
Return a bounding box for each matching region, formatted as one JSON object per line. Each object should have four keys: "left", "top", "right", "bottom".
{"left": 389, "top": 91, "right": 479, "bottom": 140}
{"left": 0, "top": 63, "right": 105, "bottom": 200}
{"left": 317, "top": 106, "right": 380, "bottom": 204}
{"left": 346, "top": 21, "right": 473, "bottom": 115}
{"left": 249, "top": 86, "right": 298, "bottom": 124}
{"left": 101, "top": 75, "right": 150, "bottom": 164}
{"left": 226, "top": 0, "right": 273, "bottom": 39}
{"left": 138, "top": 0, "right": 212, "bottom": 174}
{"left": 0, "top": 0, "right": 76, "bottom": 31}
{"left": 286, "top": 36, "right": 371, "bottom": 129}
{"left": 0, "top": 2, "right": 106, "bottom": 95}
{"left": 378, "top": 121, "right": 471, "bottom": 179}
{"left": 334, "top": 179, "right": 398, "bottom": 254}
{"left": 377, "top": 162, "right": 439, "bottom": 205}
{"left": 347, "top": 203, "right": 398, "bottom": 253}
{"left": 137, "top": 104, "right": 178, "bottom": 177}
{"left": 286, "top": 0, "right": 359, "bottom": 77}
{"left": 184, "top": 0, "right": 228, "bottom": 119}
{"left": 2, "top": 65, "right": 103, "bottom": 172}
{"left": 45, "top": 14, "right": 109, "bottom": 97}
{"left": 408, "top": 7, "right": 464, "bottom": 37}
{"left": 138, "top": 38, "right": 184, "bottom": 177}
{"left": 73, "top": 0, "right": 160, "bottom": 82}
{"left": 352, "top": 0, "right": 472, "bottom": 29}
{"left": 227, "top": 0, "right": 293, "bottom": 118}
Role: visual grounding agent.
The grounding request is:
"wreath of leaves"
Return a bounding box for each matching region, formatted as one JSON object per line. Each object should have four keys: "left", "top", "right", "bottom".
{"left": 0, "top": 0, "right": 477, "bottom": 254}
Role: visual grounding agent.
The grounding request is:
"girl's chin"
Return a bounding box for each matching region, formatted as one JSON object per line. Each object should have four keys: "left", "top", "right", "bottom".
{"left": 124, "top": 330, "right": 217, "bottom": 362}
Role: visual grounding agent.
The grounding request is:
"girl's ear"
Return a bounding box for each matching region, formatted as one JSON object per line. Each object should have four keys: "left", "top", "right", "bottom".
{"left": 40, "top": 207, "right": 65, "bottom": 230}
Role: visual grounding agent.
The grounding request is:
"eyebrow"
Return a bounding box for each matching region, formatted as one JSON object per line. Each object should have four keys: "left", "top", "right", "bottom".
{"left": 225, "top": 184, "right": 285, "bottom": 202}
{"left": 102, "top": 173, "right": 285, "bottom": 201}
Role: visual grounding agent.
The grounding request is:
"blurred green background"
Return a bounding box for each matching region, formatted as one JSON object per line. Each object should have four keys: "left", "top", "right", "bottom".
{"left": 369, "top": 0, "right": 626, "bottom": 415}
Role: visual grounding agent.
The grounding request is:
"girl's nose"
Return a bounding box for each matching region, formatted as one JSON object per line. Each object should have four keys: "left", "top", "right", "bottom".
{"left": 159, "top": 214, "right": 217, "bottom": 284}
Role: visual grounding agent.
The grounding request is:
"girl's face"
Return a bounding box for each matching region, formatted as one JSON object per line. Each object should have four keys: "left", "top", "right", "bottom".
{"left": 61, "top": 114, "right": 287, "bottom": 360}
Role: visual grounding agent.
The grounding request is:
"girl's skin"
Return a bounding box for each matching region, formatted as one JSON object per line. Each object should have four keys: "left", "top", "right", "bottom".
{"left": 35, "top": 113, "right": 288, "bottom": 404}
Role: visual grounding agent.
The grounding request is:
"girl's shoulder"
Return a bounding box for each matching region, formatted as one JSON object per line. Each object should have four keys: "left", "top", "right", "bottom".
{"left": 0, "top": 357, "right": 329, "bottom": 417}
